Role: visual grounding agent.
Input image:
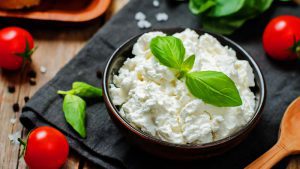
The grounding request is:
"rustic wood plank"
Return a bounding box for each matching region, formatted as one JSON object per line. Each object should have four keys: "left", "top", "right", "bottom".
{"left": 0, "top": 19, "right": 101, "bottom": 169}
{"left": 0, "top": 70, "right": 23, "bottom": 169}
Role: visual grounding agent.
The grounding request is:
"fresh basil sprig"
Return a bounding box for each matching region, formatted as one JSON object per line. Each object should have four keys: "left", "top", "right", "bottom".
{"left": 58, "top": 82, "right": 103, "bottom": 138}
{"left": 150, "top": 36, "right": 242, "bottom": 107}
{"left": 58, "top": 82, "right": 102, "bottom": 98}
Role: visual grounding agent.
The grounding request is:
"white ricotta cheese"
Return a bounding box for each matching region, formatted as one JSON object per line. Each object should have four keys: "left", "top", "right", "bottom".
{"left": 109, "top": 29, "right": 256, "bottom": 144}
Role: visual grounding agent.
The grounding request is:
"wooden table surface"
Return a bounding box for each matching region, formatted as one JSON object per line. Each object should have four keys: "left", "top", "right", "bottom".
{"left": 0, "top": 0, "right": 299, "bottom": 168}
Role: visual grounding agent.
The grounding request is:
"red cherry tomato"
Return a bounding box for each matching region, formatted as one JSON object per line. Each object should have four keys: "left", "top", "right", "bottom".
{"left": 22, "top": 126, "right": 69, "bottom": 169}
{"left": 0, "top": 27, "right": 35, "bottom": 70}
{"left": 263, "top": 15, "right": 300, "bottom": 60}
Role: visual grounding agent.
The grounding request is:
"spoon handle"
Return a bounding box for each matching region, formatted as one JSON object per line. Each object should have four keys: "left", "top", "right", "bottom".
{"left": 245, "top": 142, "right": 290, "bottom": 169}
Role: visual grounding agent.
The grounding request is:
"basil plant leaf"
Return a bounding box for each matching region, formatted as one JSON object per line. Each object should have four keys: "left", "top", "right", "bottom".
{"left": 202, "top": 16, "right": 247, "bottom": 35}
{"left": 71, "top": 82, "right": 102, "bottom": 98}
{"left": 182, "top": 54, "right": 195, "bottom": 73}
{"left": 150, "top": 36, "right": 185, "bottom": 70}
{"left": 208, "top": 0, "right": 246, "bottom": 17}
{"left": 58, "top": 82, "right": 102, "bottom": 98}
{"left": 186, "top": 71, "right": 242, "bottom": 107}
{"left": 202, "top": 0, "right": 273, "bottom": 35}
{"left": 231, "top": 0, "right": 273, "bottom": 19}
{"left": 189, "top": 0, "right": 216, "bottom": 15}
{"left": 63, "top": 94, "right": 87, "bottom": 138}
{"left": 258, "top": 0, "right": 273, "bottom": 12}
{"left": 188, "top": 0, "right": 274, "bottom": 35}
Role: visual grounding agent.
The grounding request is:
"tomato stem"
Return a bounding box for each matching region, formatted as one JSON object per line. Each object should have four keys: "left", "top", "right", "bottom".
{"left": 18, "top": 138, "right": 27, "bottom": 158}
{"left": 296, "top": 46, "right": 300, "bottom": 57}
{"left": 289, "top": 35, "right": 300, "bottom": 58}
{"left": 18, "top": 138, "right": 26, "bottom": 146}
{"left": 15, "top": 39, "right": 37, "bottom": 70}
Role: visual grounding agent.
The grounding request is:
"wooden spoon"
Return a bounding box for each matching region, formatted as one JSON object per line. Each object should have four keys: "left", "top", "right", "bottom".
{"left": 245, "top": 97, "right": 300, "bottom": 169}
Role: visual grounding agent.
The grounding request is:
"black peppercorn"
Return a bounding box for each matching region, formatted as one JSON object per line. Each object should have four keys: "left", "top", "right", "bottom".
{"left": 27, "top": 70, "right": 37, "bottom": 78}
{"left": 8, "top": 86, "right": 15, "bottom": 93}
{"left": 24, "top": 96, "right": 30, "bottom": 103}
{"left": 29, "top": 78, "right": 36, "bottom": 86}
{"left": 13, "top": 103, "right": 20, "bottom": 112}
{"left": 96, "top": 70, "right": 102, "bottom": 79}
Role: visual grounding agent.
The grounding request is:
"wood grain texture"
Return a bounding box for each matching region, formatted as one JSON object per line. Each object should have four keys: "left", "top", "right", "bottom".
{"left": 0, "top": 0, "right": 298, "bottom": 169}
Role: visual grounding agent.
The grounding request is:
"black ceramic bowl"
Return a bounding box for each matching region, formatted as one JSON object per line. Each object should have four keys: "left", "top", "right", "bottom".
{"left": 103, "top": 28, "right": 266, "bottom": 160}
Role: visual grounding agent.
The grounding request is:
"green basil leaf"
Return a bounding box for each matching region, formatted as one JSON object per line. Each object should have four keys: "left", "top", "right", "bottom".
{"left": 189, "top": 0, "right": 216, "bottom": 15}
{"left": 63, "top": 94, "right": 86, "bottom": 138}
{"left": 182, "top": 54, "right": 195, "bottom": 73}
{"left": 245, "top": 0, "right": 273, "bottom": 13}
{"left": 230, "top": 0, "right": 272, "bottom": 19}
{"left": 186, "top": 71, "right": 242, "bottom": 107}
{"left": 202, "top": 0, "right": 273, "bottom": 35}
{"left": 208, "top": 0, "right": 245, "bottom": 17}
{"left": 254, "top": 0, "right": 273, "bottom": 12}
{"left": 202, "top": 16, "right": 247, "bottom": 35}
{"left": 150, "top": 36, "right": 185, "bottom": 70}
{"left": 58, "top": 82, "right": 102, "bottom": 98}
{"left": 71, "top": 82, "right": 102, "bottom": 98}
{"left": 190, "top": 0, "right": 274, "bottom": 35}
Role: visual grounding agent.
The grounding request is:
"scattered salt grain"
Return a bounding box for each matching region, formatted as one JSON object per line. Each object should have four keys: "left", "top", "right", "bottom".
{"left": 135, "top": 12, "right": 146, "bottom": 21}
{"left": 8, "top": 131, "right": 21, "bottom": 145}
{"left": 153, "top": 0, "right": 160, "bottom": 7}
{"left": 156, "top": 12, "right": 168, "bottom": 22}
{"left": 40, "top": 66, "right": 47, "bottom": 73}
{"left": 10, "top": 118, "right": 17, "bottom": 124}
{"left": 137, "top": 20, "right": 152, "bottom": 29}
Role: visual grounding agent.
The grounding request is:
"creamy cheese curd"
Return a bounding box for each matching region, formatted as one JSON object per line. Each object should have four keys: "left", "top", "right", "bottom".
{"left": 109, "top": 29, "right": 256, "bottom": 144}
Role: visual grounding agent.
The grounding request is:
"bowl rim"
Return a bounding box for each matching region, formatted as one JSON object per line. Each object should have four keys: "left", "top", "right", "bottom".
{"left": 103, "top": 28, "right": 266, "bottom": 149}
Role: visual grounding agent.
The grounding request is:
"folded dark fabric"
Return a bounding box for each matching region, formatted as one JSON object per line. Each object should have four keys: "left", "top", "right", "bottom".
{"left": 20, "top": 0, "right": 300, "bottom": 169}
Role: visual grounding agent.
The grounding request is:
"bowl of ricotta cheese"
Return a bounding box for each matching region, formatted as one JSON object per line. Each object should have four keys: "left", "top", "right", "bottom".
{"left": 103, "top": 28, "right": 265, "bottom": 159}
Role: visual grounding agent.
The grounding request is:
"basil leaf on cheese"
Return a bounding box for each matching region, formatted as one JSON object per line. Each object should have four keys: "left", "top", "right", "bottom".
{"left": 182, "top": 54, "right": 195, "bottom": 73}
{"left": 186, "top": 71, "right": 242, "bottom": 107}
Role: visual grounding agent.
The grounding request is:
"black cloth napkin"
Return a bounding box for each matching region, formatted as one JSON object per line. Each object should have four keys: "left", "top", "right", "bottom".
{"left": 20, "top": 0, "right": 300, "bottom": 168}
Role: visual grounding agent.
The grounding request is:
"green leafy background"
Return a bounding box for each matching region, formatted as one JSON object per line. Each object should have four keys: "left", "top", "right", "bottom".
{"left": 189, "top": 0, "right": 273, "bottom": 35}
